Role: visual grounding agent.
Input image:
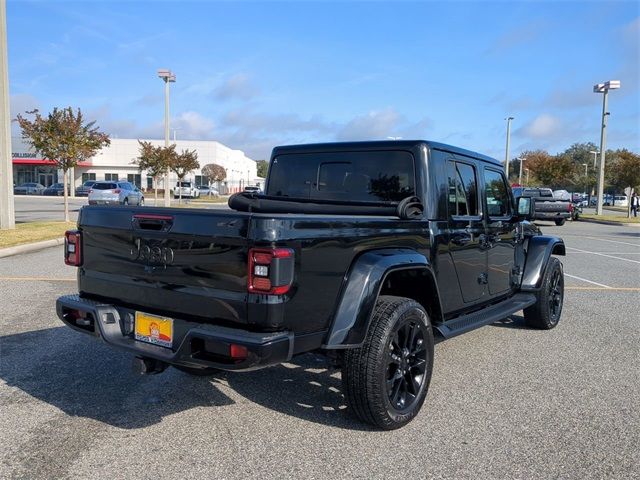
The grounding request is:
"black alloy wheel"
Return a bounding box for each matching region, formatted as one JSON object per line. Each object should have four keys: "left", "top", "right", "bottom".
{"left": 547, "top": 265, "right": 563, "bottom": 324}
{"left": 386, "top": 320, "right": 428, "bottom": 412}
{"left": 524, "top": 256, "right": 564, "bottom": 329}
{"left": 342, "top": 296, "right": 434, "bottom": 429}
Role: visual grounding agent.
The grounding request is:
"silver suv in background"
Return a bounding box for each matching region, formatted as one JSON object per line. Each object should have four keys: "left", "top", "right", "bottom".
{"left": 88, "top": 181, "right": 144, "bottom": 206}
{"left": 174, "top": 181, "right": 200, "bottom": 199}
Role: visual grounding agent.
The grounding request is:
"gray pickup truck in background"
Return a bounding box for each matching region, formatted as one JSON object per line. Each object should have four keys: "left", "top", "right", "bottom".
{"left": 512, "top": 187, "right": 572, "bottom": 226}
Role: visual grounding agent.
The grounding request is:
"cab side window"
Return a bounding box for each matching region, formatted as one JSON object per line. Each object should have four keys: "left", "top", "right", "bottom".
{"left": 447, "top": 161, "right": 478, "bottom": 217}
{"left": 484, "top": 169, "right": 512, "bottom": 217}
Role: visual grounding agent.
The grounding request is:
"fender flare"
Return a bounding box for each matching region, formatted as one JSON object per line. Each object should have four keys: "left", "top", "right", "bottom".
{"left": 323, "top": 248, "right": 440, "bottom": 349}
{"left": 521, "top": 235, "right": 565, "bottom": 291}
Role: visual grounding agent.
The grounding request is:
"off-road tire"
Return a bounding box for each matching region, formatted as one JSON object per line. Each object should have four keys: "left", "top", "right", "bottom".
{"left": 342, "top": 295, "right": 434, "bottom": 430}
{"left": 524, "top": 257, "right": 564, "bottom": 329}
{"left": 555, "top": 218, "right": 566, "bottom": 226}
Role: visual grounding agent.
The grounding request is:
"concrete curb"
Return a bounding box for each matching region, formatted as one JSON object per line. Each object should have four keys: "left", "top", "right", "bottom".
{"left": 577, "top": 218, "right": 640, "bottom": 227}
{"left": 0, "top": 237, "right": 65, "bottom": 259}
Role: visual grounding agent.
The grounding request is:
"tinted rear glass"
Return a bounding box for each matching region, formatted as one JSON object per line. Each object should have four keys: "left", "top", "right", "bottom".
{"left": 267, "top": 151, "right": 415, "bottom": 202}
{"left": 93, "top": 183, "right": 118, "bottom": 190}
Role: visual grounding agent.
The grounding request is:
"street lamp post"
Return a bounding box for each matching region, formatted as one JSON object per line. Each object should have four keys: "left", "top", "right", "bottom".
{"left": 525, "top": 168, "right": 530, "bottom": 186}
{"left": 158, "top": 69, "right": 176, "bottom": 207}
{"left": 504, "top": 116, "right": 514, "bottom": 177}
{"left": 0, "top": 0, "right": 15, "bottom": 229}
{"left": 518, "top": 157, "right": 526, "bottom": 185}
{"left": 593, "top": 80, "right": 620, "bottom": 216}
{"left": 589, "top": 149, "right": 599, "bottom": 169}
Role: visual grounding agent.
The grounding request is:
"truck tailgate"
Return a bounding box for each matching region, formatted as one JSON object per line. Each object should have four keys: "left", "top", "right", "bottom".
{"left": 77, "top": 206, "right": 252, "bottom": 325}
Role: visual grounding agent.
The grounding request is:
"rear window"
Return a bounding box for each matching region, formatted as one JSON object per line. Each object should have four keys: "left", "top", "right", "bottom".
{"left": 267, "top": 151, "right": 416, "bottom": 202}
{"left": 177, "top": 182, "right": 191, "bottom": 187}
{"left": 93, "top": 183, "right": 118, "bottom": 190}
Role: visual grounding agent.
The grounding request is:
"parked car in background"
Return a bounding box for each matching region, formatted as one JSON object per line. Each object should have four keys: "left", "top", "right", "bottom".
{"left": 244, "top": 185, "right": 262, "bottom": 194}
{"left": 13, "top": 182, "right": 45, "bottom": 195}
{"left": 197, "top": 185, "right": 219, "bottom": 196}
{"left": 613, "top": 195, "right": 628, "bottom": 207}
{"left": 43, "top": 183, "right": 70, "bottom": 196}
{"left": 88, "top": 181, "right": 144, "bottom": 206}
{"left": 174, "top": 181, "right": 200, "bottom": 199}
{"left": 512, "top": 187, "right": 571, "bottom": 226}
{"left": 75, "top": 180, "right": 96, "bottom": 197}
{"left": 553, "top": 190, "right": 571, "bottom": 201}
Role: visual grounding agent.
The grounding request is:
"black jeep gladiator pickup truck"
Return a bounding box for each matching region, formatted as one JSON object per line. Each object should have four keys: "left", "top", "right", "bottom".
{"left": 57, "top": 140, "right": 565, "bottom": 429}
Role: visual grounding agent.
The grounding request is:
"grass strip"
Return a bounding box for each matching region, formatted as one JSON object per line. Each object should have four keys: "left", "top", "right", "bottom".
{"left": 0, "top": 221, "right": 76, "bottom": 248}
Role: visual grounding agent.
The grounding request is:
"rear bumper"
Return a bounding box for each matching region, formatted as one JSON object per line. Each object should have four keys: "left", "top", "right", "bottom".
{"left": 56, "top": 294, "right": 293, "bottom": 372}
{"left": 88, "top": 199, "right": 120, "bottom": 205}
{"left": 534, "top": 211, "right": 570, "bottom": 220}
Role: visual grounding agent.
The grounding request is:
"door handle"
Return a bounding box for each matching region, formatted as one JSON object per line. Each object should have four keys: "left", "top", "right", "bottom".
{"left": 451, "top": 233, "right": 472, "bottom": 246}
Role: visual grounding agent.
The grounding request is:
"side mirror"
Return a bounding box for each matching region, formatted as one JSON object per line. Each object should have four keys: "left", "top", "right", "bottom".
{"left": 517, "top": 196, "right": 535, "bottom": 220}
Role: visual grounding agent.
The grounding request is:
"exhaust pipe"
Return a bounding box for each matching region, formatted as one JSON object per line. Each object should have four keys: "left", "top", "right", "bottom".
{"left": 132, "top": 356, "right": 168, "bottom": 375}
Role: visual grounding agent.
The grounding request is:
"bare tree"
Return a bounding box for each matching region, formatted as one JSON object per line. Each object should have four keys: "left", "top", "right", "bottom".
{"left": 16, "top": 108, "right": 110, "bottom": 221}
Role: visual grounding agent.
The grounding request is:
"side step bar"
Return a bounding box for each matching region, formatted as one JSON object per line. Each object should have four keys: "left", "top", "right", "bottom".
{"left": 435, "top": 293, "right": 536, "bottom": 339}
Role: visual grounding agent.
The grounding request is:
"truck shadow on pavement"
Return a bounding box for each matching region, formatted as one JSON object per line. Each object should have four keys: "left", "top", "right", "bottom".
{"left": 0, "top": 327, "right": 234, "bottom": 429}
{"left": 491, "top": 315, "right": 527, "bottom": 330}
{"left": 0, "top": 327, "right": 372, "bottom": 430}
{"left": 220, "top": 354, "right": 374, "bottom": 431}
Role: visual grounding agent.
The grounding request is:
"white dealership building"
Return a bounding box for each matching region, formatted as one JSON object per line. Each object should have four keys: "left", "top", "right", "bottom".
{"left": 11, "top": 137, "right": 261, "bottom": 194}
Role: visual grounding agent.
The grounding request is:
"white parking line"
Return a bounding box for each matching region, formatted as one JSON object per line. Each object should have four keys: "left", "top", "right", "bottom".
{"left": 564, "top": 273, "right": 612, "bottom": 289}
{"left": 582, "top": 236, "right": 640, "bottom": 247}
{"left": 566, "top": 246, "right": 640, "bottom": 265}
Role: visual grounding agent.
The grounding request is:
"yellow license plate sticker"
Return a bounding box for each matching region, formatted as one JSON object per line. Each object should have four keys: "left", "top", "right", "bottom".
{"left": 135, "top": 312, "right": 173, "bottom": 348}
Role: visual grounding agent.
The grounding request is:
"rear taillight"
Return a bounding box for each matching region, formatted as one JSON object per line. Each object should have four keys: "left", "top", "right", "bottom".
{"left": 248, "top": 248, "right": 294, "bottom": 295}
{"left": 113, "top": 188, "right": 121, "bottom": 193}
{"left": 64, "top": 230, "right": 82, "bottom": 266}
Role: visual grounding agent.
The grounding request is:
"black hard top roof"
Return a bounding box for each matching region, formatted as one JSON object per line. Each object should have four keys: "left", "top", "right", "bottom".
{"left": 271, "top": 140, "right": 500, "bottom": 166}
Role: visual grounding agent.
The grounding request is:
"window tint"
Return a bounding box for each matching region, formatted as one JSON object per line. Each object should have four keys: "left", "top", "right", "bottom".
{"left": 93, "top": 182, "right": 118, "bottom": 190}
{"left": 267, "top": 151, "right": 415, "bottom": 202}
{"left": 484, "top": 169, "right": 511, "bottom": 217}
{"left": 447, "top": 161, "right": 478, "bottom": 216}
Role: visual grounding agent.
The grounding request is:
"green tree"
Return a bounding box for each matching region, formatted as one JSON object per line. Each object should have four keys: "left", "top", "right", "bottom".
{"left": 170, "top": 149, "right": 200, "bottom": 203}
{"left": 607, "top": 149, "right": 640, "bottom": 217}
{"left": 16, "top": 107, "right": 110, "bottom": 221}
{"left": 559, "top": 142, "right": 599, "bottom": 193}
{"left": 523, "top": 149, "right": 576, "bottom": 189}
{"left": 256, "top": 160, "right": 269, "bottom": 178}
{"left": 201, "top": 163, "right": 227, "bottom": 192}
{"left": 132, "top": 141, "right": 175, "bottom": 204}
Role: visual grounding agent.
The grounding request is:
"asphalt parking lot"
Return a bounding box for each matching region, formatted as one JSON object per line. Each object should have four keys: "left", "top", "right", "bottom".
{"left": 13, "top": 195, "right": 228, "bottom": 223}
{"left": 0, "top": 220, "right": 638, "bottom": 479}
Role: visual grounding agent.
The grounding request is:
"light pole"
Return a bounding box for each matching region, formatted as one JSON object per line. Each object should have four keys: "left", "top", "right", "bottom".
{"left": 504, "top": 116, "right": 514, "bottom": 177}
{"left": 582, "top": 163, "right": 588, "bottom": 178}
{"left": 0, "top": 0, "right": 15, "bottom": 229}
{"left": 158, "top": 69, "right": 176, "bottom": 207}
{"left": 589, "top": 149, "right": 599, "bottom": 169}
{"left": 171, "top": 128, "right": 181, "bottom": 142}
{"left": 593, "top": 80, "right": 620, "bottom": 215}
{"left": 518, "top": 157, "right": 526, "bottom": 185}
{"left": 525, "top": 168, "right": 530, "bottom": 186}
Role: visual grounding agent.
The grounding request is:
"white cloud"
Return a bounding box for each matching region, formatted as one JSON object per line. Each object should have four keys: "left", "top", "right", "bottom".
{"left": 172, "top": 111, "right": 216, "bottom": 139}
{"left": 336, "top": 108, "right": 402, "bottom": 141}
{"left": 518, "top": 114, "right": 562, "bottom": 139}
{"left": 215, "top": 73, "right": 258, "bottom": 101}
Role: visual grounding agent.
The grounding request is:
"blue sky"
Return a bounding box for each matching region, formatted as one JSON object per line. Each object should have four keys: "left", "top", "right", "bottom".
{"left": 7, "top": 0, "right": 639, "bottom": 160}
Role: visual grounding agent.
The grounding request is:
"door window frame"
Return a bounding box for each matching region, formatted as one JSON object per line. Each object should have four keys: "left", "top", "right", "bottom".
{"left": 446, "top": 158, "right": 483, "bottom": 222}
{"left": 482, "top": 167, "right": 514, "bottom": 221}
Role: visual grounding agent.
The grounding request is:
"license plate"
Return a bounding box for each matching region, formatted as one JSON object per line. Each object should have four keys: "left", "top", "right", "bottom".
{"left": 135, "top": 312, "right": 173, "bottom": 348}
